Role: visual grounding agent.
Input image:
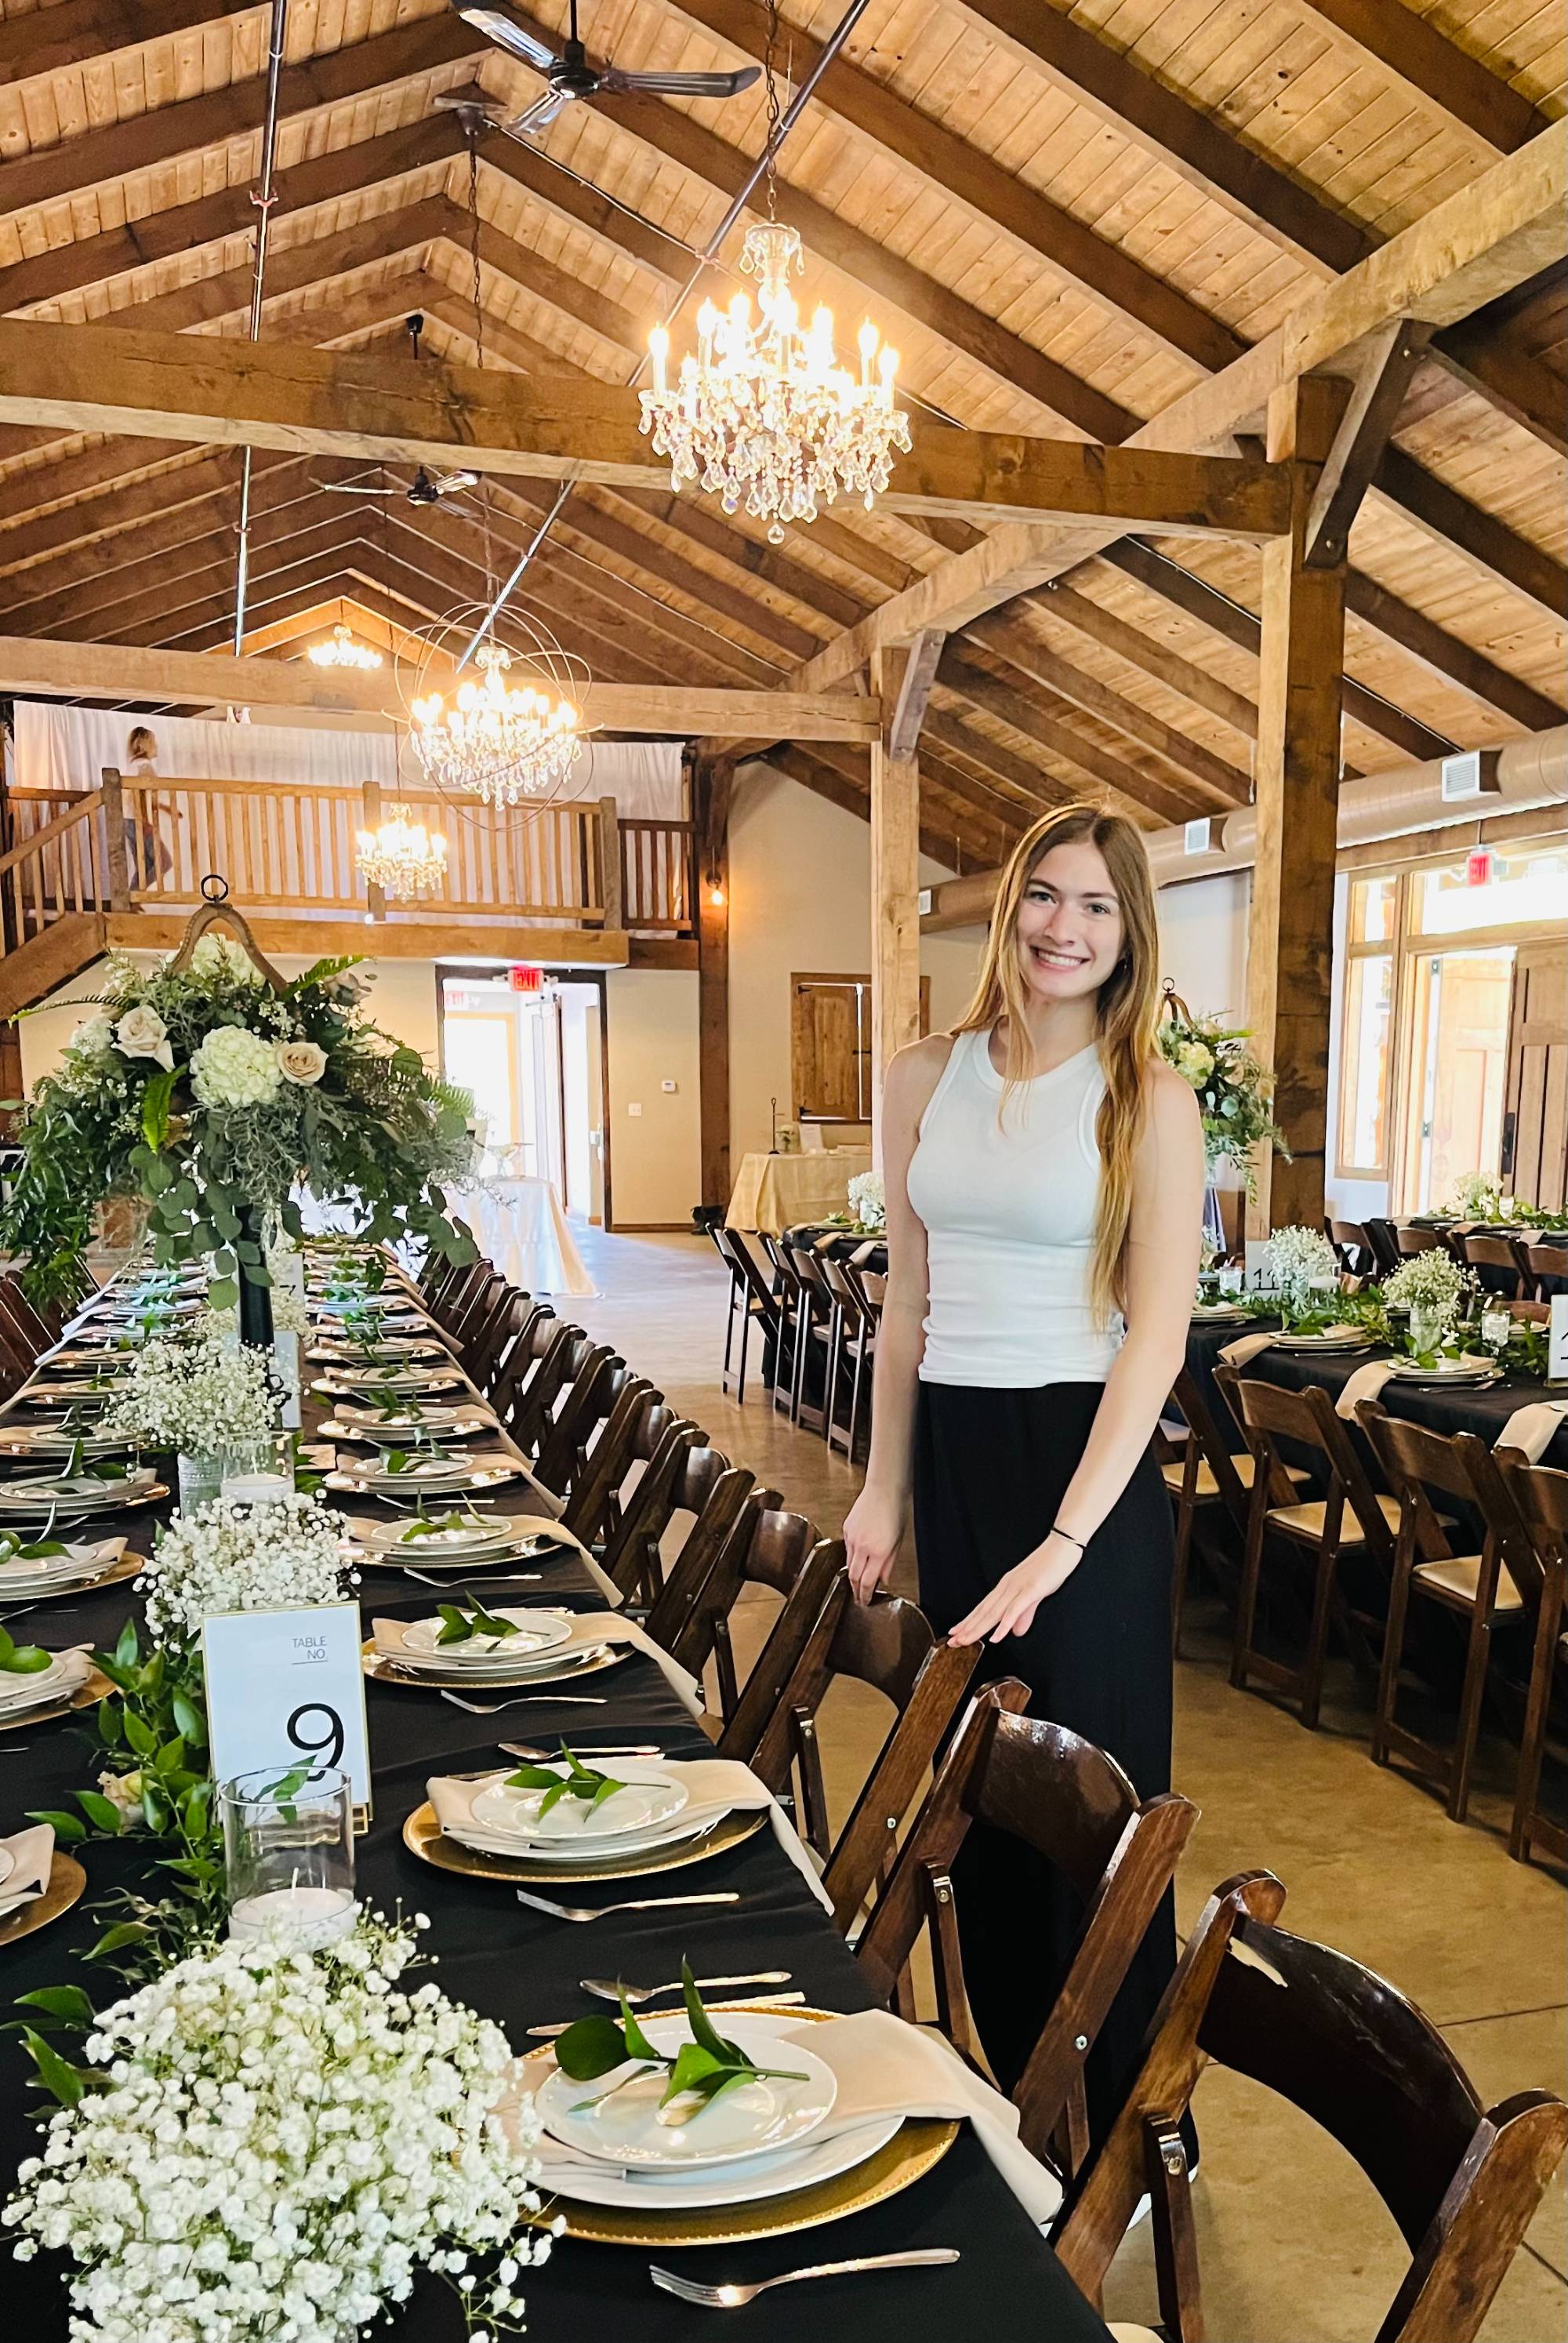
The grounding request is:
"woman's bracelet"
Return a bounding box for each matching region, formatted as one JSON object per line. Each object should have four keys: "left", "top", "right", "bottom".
{"left": 1051, "top": 1525, "right": 1087, "bottom": 1555}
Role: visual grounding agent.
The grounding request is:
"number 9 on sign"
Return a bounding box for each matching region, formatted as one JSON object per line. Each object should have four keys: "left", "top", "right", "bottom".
{"left": 288, "top": 1702, "right": 346, "bottom": 1777}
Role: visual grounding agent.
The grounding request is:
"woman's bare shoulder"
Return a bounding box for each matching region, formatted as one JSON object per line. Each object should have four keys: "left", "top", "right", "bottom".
{"left": 885, "top": 1032, "right": 959, "bottom": 1113}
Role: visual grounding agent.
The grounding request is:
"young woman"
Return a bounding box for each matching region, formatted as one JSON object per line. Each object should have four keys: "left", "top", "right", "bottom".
{"left": 844, "top": 803, "right": 1203, "bottom": 2142}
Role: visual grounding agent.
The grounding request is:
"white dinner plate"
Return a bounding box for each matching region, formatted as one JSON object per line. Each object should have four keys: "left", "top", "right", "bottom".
{"left": 0, "top": 1847, "right": 13, "bottom": 1890}
{"left": 312, "top": 1368, "right": 466, "bottom": 1397}
{"left": 1381, "top": 1356, "right": 1499, "bottom": 1385}
{"left": 328, "top": 1461, "right": 518, "bottom": 1500}
{"left": 472, "top": 1757, "right": 688, "bottom": 1846}
{"left": 1271, "top": 1332, "right": 1372, "bottom": 1353}
{"left": 0, "top": 1427, "right": 136, "bottom": 1458}
{"left": 0, "top": 1651, "right": 78, "bottom": 1709}
{"left": 535, "top": 2113, "right": 903, "bottom": 2212}
{"left": 537, "top": 2012, "right": 837, "bottom": 2171}
{"left": 0, "top": 1468, "right": 155, "bottom": 1513}
{"left": 400, "top": 1609, "right": 575, "bottom": 1668}
{"left": 1190, "top": 1303, "right": 1249, "bottom": 1324}
{"left": 361, "top": 1513, "right": 522, "bottom": 1557}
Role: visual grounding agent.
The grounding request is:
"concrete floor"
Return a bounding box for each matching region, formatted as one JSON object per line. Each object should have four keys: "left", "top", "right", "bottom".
{"left": 567, "top": 1225, "right": 1566, "bottom": 2342}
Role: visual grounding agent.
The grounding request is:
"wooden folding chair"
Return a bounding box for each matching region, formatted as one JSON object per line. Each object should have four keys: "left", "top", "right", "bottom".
{"left": 750, "top": 1583, "right": 982, "bottom": 1930}
{"left": 1520, "top": 1240, "right": 1568, "bottom": 1302}
{"left": 1219, "top": 1365, "right": 1399, "bottom": 1729}
{"left": 654, "top": 1496, "right": 815, "bottom": 1721}
{"left": 819, "top": 1254, "right": 880, "bottom": 1460}
{"left": 710, "top": 1538, "right": 847, "bottom": 1767}
{"left": 496, "top": 1317, "right": 588, "bottom": 1457}
{"left": 854, "top": 1684, "right": 1197, "bottom": 2185}
{"left": 1456, "top": 1232, "right": 1530, "bottom": 1298}
{"left": 1162, "top": 1367, "right": 1308, "bottom": 1654}
{"left": 557, "top": 1379, "right": 664, "bottom": 1544}
{"left": 1494, "top": 1454, "right": 1568, "bottom": 1869}
{"left": 595, "top": 1416, "right": 709, "bottom": 1605}
{"left": 533, "top": 1344, "right": 622, "bottom": 1499}
{"left": 638, "top": 1453, "right": 760, "bottom": 1661}
{"left": 710, "top": 1226, "right": 780, "bottom": 1403}
{"left": 1356, "top": 1406, "right": 1541, "bottom": 1824}
{"left": 1327, "top": 1218, "right": 1380, "bottom": 1278}
{"left": 1054, "top": 1872, "right": 1568, "bottom": 2343}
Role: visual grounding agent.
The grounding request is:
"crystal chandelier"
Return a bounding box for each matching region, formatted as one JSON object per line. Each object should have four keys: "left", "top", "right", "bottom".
{"left": 641, "top": 221, "right": 909, "bottom": 543}
{"left": 409, "top": 640, "right": 582, "bottom": 808}
{"left": 354, "top": 804, "right": 448, "bottom": 899}
{"left": 308, "top": 622, "right": 382, "bottom": 670}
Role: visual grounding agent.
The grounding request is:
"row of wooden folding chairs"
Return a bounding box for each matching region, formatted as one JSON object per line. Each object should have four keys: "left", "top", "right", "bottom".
{"left": 0, "top": 1260, "right": 102, "bottom": 1397}
{"left": 1328, "top": 1213, "right": 1568, "bottom": 1300}
{"left": 708, "top": 1224, "right": 884, "bottom": 1458}
{"left": 415, "top": 1240, "right": 1566, "bottom": 2338}
{"left": 1163, "top": 1353, "right": 1567, "bottom": 1869}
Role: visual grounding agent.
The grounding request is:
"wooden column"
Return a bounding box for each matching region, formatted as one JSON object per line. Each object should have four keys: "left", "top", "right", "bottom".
{"left": 360, "top": 774, "right": 386, "bottom": 923}
{"left": 692, "top": 751, "right": 733, "bottom": 1214}
{"left": 869, "top": 642, "right": 923, "bottom": 1164}
{"left": 1246, "top": 379, "right": 1348, "bottom": 1237}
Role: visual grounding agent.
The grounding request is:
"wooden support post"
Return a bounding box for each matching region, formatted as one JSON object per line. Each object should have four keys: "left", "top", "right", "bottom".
{"left": 869, "top": 642, "right": 924, "bottom": 1165}
{"left": 360, "top": 775, "right": 386, "bottom": 923}
{"left": 693, "top": 754, "right": 733, "bottom": 1215}
{"left": 1247, "top": 379, "right": 1347, "bottom": 1238}
{"left": 597, "top": 795, "right": 623, "bottom": 934}
{"left": 100, "top": 767, "right": 131, "bottom": 915}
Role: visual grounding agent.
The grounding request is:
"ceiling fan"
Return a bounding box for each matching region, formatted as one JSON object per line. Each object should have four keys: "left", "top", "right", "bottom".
{"left": 443, "top": 0, "right": 760, "bottom": 136}
{"left": 321, "top": 464, "right": 480, "bottom": 504}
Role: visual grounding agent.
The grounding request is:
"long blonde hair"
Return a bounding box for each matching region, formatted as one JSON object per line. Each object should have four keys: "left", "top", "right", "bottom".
{"left": 953, "top": 804, "right": 1161, "bottom": 1321}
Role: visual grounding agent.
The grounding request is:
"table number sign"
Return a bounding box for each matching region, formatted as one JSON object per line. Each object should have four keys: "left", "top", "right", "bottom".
{"left": 1243, "top": 1241, "right": 1276, "bottom": 1295}
{"left": 202, "top": 1604, "right": 372, "bottom": 1819}
{"left": 1550, "top": 1294, "right": 1568, "bottom": 1388}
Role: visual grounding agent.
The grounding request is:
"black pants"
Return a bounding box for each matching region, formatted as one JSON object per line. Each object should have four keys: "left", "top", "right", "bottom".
{"left": 913, "top": 1379, "right": 1180, "bottom": 2150}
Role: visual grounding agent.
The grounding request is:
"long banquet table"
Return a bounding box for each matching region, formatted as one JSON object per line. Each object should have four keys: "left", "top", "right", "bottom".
{"left": 0, "top": 1290, "right": 1110, "bottom": 2343}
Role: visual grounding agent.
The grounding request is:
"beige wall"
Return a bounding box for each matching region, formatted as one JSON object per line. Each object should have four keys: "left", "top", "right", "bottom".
{"left": 728, "top": 762, "right": 961, "bottom": 1164}
{"left": 603, "top": 967, "right": 702, "bottom": 1227}
{"left": 17, "top": 952, "right": 441, "bottom": 1092}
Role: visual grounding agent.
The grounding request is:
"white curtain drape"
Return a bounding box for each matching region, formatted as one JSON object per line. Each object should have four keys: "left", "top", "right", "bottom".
{"left": 8, "top": 706, "right": 684, "bottom": 816}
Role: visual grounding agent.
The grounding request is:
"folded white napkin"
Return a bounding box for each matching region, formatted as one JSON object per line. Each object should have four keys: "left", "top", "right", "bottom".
{"left": 1495, "top": 1400, "right": 1568, "bottom": 1463}
{"left": 0, "top": 1823, "right": 54, "bottom": 1922}
{"left": 1218, "top": 1330, "right": 1277, "bottom": 1367}
{"left": 0, "top": 1648, "right": 92, "bottom": 1713}
{"left": 521, "top": 2008, "right": 1059, "bottom": 2224}
{"left": 375, "top": 1611, "right": 702, "bottom": 1720}
{"left": 0, "top": 1535, "right": 124, "bottom": 1579}
{"left": 1336, "top": 1359, "right": 1396, "bottom": 1418}
{"left": 429, "top": 1758, "right": 831, "bottom": 1912}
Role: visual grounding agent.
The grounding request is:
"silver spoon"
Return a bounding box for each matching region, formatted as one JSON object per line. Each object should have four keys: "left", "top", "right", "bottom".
{"left": 582, "top": 1970, "right": 791, "bottom": 2005}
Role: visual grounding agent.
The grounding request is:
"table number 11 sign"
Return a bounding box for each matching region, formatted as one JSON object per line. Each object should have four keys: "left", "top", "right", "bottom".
{"left": 202, "top": 1604, "right": 372, "bottom": 1821}
{"left": 1550, "top": 1295, "right": 1568, "bottom": 1389}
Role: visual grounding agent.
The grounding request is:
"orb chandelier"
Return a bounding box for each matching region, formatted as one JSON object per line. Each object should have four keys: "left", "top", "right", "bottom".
{"left": 354, "top": 804, "right": 448, "bottom": 899}
{"left": 308, "top": 622, "right": 383, "bottom": 670}
{"left": 641, "top": 221, "right": 909, "bottom": 544}
{"left": 409, "top": 639, "right": 582, "bottom": 808}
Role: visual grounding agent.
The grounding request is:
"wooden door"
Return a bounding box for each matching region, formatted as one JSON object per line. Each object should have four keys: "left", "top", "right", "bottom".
{"left": 791, "top": 972, "right": 930, "bottom": 1124}
{"left": 1503, "top": 940, "right": 1568, "bottom": 1212}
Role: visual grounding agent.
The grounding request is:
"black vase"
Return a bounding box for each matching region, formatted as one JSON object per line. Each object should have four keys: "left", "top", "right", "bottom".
{"left": 236, "top": 1208, "right": 275, "bottom": 1350}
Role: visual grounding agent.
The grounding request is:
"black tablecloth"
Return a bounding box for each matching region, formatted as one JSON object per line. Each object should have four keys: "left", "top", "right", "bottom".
{"left": 0, "top": 1320, "right": 1107, "bottom": 2343}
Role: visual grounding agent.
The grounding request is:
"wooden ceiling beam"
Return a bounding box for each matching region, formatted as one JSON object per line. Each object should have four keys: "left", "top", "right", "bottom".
{"left": 0, "top": 318, "right": 1293, "bottom": 537}
{"left": 938, "top": 649, "right": 1199, "bottom": 826}
{"left": 1341, "top": 571, "right": 1564, "bottom": 732}
{"left": 1031, "top": 579, "right": 1260, "bottom": 744}
{"left": 800, "top": 738, "right": 1013, "bottom": 870}
{"left": 0, "top": 0, "right": 246, "bottom": 85}
{"left": 1432, "top": 278, "right": 1568, "bottom": 458}
{"left": 0, "top": 16, "right": 481, "bottom": 216}
{"left": 1373, "top": 449, "right": 1566, "bottom": 623}
{"left": 766, "top": 744, "right": 971, "bottom": 873}
{"left": 1286, "top": 0, "right": 1550, "bottom": 154}
{"left": 3, "top": 457, "right": 323, "bottom": 614}
{"left": 93, "top": 530, "right": 369, "bottom": 648}
{"left": 1305, "top": 324, "right": 1434, "bottom": 569}
{"left": 38, "top": 517, "right": 367, "bottom": 645}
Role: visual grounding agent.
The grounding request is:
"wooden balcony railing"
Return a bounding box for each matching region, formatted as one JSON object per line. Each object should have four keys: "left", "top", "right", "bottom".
{"left": 0, "top": 772, "right": 697, "bottom": 956}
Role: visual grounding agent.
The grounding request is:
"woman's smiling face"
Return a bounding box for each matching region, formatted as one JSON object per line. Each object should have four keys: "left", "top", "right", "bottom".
{"left": 1014, "top": 839, "right": 1125, "bottom": 1004}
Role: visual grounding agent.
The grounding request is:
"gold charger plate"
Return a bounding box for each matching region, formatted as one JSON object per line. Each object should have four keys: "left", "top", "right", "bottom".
{"left": 404, "top": 1796, "right": 765, "bottom": 1884}
{"left": 364, "top": 1640, "right": 629, "bottom": 1692}
{"left": 0, "top": 1547, "right": 143, "bottom": 1604}
{"left": 521, "top": 2008, "right": 959, "bottom": 2247}
{"left": 0, "top": 1664, "right": 114, "bottom": 1736}
{"left": 0, "top": 1851, "right": 88, "bottom": 1951}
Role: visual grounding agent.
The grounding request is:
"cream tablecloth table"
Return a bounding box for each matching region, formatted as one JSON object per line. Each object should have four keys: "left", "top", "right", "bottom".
{"left": 726, "top": 1148, "right": 872, "bottom": 1237}
{"left": 459, "top": 1175, "right": 597, "bottom": 1296}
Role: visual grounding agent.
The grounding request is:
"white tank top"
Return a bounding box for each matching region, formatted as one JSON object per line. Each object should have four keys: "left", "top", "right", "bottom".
{"left": 906, "top": 1026, "right": 1123, "bottom": 1388}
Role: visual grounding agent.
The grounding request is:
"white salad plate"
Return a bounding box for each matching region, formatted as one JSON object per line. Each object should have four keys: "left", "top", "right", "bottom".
{"left": 398, "top": 1609, "right": 575, "bottom": 1671}
{"left": 0, "top": 1651, "right": 78, "bottom": 1709}
{"left": 361, "top": 1513, "right": 523, "bottom": 1557}
{"left": 312, "top": 1368, "right": 466, "bottom": 1397}
{"left": 0, "top": 1468, "right": 156, "bottom": 1513}
{"left": 536, "top": 2012, "right": 837, "bottom": 2172}
{"left": 1381, "top": 1355, "right": 1499, "bottom": 1385}
{"left": 471, "top": 1758, "right": 688, "bottom": 1846}
{"left": 535, "top": 2112, "right": 902, "bottom": 2213}
{"left": 1271, "top": 1332, "right": 1372, "bottom": 1353}
{"left": 328, "top": 1459, "right": 518, "bottom": 1498}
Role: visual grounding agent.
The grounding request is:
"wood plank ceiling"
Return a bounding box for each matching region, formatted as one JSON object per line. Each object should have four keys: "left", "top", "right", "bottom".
{"left": 0, "top": 0, "right": 1562, "bottom": 869}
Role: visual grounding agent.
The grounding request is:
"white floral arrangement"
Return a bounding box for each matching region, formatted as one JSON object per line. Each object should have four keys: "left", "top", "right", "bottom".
{"left": 1261, "top": 1224, "right": 1341, "bottom": 1317}
{"left": 139, "top": 1491, "right": 354, "bottom": 1644}
{"left": 1382, "top": 1248, "right": 1474, "bottom": 1327}
{"left": 1156, "top": 1000, "right": 1288, "bottom": 1194}
{"left": 4, "top": 1910, "right": 552, "bottom": 2343}
{"left": 99, "top": 1319, "right": 278, "bottom": 1458}
{"left": 846, "top": 1170, "right": 886, "bottom": 1234}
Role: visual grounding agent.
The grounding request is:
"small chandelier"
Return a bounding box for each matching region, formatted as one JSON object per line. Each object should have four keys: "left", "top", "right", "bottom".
{"left": 409, "top": 639, "right": 581, "bottom": 808}
{"left": 354, "top": 804, "right": 448, "bottom": 899}
{"left": 309, "top": 622, "right": 383, "bottom": 670}
{"left": 641, "top": 222, "right": 909, "bottom": 543}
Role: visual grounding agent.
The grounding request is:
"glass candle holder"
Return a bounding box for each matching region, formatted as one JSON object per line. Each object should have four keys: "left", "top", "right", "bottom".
{"left": 1407, "top": 1299, "right": 1447, "bottom": 1355}
{"left": 220, "top": 1764, "right": 356, "bottom": 1949}
{"left": 220, "top": 1431, "right": 296, "bottom": 1508}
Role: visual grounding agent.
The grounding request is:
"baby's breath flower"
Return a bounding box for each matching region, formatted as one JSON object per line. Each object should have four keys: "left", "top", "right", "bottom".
{"left": 138, "top": 1490, "right": 353, "bottom": 1640}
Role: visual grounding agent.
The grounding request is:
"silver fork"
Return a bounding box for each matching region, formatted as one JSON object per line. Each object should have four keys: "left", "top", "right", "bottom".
{"left": 527, "top": 1990, "right": 804, "bottom": 2037}
{"left": 498, "top": 1742, "right": 662, "bottom": 1761}
{"left": 442, "top": 1689, "right": 608, "bottom": 1713}
{"left": 516, "top": 1887, "right": 739, "bottom": 1923}
{"left": 649, "top": 2252, "right": 960, "bottom": 2308}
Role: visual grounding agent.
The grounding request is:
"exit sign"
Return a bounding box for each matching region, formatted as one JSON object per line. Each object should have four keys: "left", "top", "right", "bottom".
{"left": 509, "top": 964, "right": 543, "bottom": 994}
{"left": 1465, "top": 847, "right": 1495, "bottom": 887}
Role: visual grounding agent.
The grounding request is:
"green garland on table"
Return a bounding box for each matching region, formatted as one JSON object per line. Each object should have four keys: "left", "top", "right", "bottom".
{"left": 0, "top": 930, "right": 478, "bottom": 1307}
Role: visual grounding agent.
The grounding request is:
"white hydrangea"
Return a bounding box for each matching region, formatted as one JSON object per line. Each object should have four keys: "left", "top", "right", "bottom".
{"left": 190, "top": 1024, "right": 281, "bottom": 1110}
{"left": 2, "top": 1913, "right": 550, "bottom": 2343}
{"left": 189, "top": 932, "right": 263, "bottom": 985}
{"left": 69, "top": 1014, "right": 114, "bottom": 1059}
{"left": 1261, "top": 1223, "right": 1341, "bottom": 1316}
{"left": 99, "top": 1321, "right": 278, "bottom": 1458}
{"left": 138, "top": 1490, "right": 354, "bottom": 1642}
{"left": 1174, "top": 1038, "right": 1214, "bottom": 1084}
{"left": 847, "top": 1169, "right": 885, "bottom": 1233}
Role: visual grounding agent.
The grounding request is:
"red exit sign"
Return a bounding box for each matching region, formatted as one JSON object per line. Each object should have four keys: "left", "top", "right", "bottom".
{"left": 509, "top": 964, "right": 544, "bottom": 994}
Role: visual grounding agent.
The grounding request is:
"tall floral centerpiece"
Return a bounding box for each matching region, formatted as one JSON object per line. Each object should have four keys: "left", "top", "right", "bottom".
{"left": 1156, "top": 983, "right": 1288, "bottom": 1247}
{"left": 1, "top": 906, "right": 477, "bottom": 1332}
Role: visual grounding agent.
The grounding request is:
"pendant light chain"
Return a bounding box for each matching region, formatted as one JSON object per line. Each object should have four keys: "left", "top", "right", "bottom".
{"left": 763, "top": 0, "right": 782, "bottom": 222}
{"left": 466, "top": 137, "right": 495, "bottom": 603}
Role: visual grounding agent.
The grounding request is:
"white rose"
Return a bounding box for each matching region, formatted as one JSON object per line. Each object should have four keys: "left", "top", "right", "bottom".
{"left": 275, "top": 1039, "right": 327, "bottom": 1087}
{"left": 1178, "top": 1040, "right": 1214, "bottom": 1083}
{"left": 114, "top": 1004, "right": 174, "bottom": 1072}
{"left": 97, "top": 1767, "right": 143, "bottom": 1818}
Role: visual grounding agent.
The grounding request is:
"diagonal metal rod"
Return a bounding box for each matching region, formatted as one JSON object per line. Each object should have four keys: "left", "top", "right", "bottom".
{"left": 231, "top": 0, "right": 289, "bottom": 657}
{"left": 457, "top": 0, "right": 876, "bottom": 670}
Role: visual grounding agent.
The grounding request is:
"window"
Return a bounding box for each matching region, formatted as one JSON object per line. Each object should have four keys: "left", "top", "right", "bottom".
{"left": 1412, "top": 842, "right": 1568, "bottom": 938}
{"left": 1337, "top": 876, "right": 1397, "bottom": 1176}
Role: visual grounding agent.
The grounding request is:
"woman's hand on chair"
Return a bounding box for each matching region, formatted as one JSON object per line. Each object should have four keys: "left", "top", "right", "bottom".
{"left": 948, "top": 1531, "right": 1084, "bottom": 1644}
{"left": 844, "top": 1483, "right": 905, "bottom": 1605}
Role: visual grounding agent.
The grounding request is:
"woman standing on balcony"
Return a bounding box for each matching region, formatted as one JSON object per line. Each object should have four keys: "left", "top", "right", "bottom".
{"left": 843, "top": 802, "right": 1203, "bottom": 2152}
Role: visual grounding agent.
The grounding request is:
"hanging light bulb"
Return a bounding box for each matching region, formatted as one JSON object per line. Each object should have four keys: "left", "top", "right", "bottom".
{"left": 354, "top": 804, "right": 448, "bottom": 899}
{"left": 310, "top": 623, "right": 383, "bottom": 671}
